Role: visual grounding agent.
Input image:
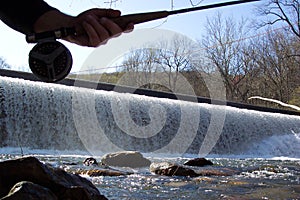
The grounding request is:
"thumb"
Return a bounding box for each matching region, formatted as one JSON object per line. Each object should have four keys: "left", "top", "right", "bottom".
{"left": 92, "top": 8, "right": 121, "bottom": 18}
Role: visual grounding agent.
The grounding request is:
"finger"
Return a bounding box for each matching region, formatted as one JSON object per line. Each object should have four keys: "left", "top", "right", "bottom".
{"left": 91, "top": 8, "right": 121, "bottom": 18}
{"left": 124, "top": 23, "right": 134, "bottom": 33}
{"left": 99, "top": 17, "right": 123, "bottom": 36}
{"left": 105, "top": 9, "right": 121, "bottom": 17}
{"left": 82, "top": 21, "right": 101, "bottom": 47}
{"left": 67, "top": 22, "right": 92, "bottom": 46}
{"left": 85, "top": 16, "right": 110, "bottom": 46}
{"left": 82, "top": 21, "right": 98, "bottom": 46}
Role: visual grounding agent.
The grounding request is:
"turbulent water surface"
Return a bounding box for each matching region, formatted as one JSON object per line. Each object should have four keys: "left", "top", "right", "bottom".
{"left": 0, "top": 76, "right": 300, "bottom": 199}
{"left": 0, "top": 150, "right": 299, "bottom": 200}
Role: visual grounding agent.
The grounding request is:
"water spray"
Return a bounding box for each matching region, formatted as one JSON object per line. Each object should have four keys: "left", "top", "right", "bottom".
{"left": 26, "top": 0, "right": 259, "bottom": 83}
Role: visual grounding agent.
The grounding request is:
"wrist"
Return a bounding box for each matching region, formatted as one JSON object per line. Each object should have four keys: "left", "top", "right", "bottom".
{"left": 33, "top": 10, "right": 73, "bottom": 33}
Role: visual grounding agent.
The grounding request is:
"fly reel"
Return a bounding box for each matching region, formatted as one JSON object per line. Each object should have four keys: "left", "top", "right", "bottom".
{"left": 26, "top": 28, "right": 75, "bottom": 82}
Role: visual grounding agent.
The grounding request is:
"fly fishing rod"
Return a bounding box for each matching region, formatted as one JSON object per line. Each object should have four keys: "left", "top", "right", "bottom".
{"left": 112, "top": 0, "right": 260, "bottom": 29}
{"left": 26, "top": 0, "right": 260, "bottom": 83}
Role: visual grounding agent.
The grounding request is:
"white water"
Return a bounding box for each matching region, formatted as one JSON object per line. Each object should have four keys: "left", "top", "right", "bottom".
{"left": 245, "top": 132, "right": 300, "bottom": 158}
{"left": 0, "top": 76, "right": 300, "bottom": 158}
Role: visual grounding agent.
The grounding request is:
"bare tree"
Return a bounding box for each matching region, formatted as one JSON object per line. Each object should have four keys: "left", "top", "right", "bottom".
{"left": 201, "top": 12, "right": 251, "bottom": 101}
{"left": 120, "top": 35, "right": 202, "bottom": 95}
{"left": 249, "top": 29, "right": 299, "bottom": 103}
{"left": 256, "top": 0, "right": 300, "bottom": 39}
{"left": 120, "top": 48, "right": 160, "bottom": 89}
{"left": 154, "top": 35, "right": 197, "bottom": 93}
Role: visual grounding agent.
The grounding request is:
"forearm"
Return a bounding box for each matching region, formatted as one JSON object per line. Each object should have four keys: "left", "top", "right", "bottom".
{"left": 0, "top": 0, "right": 57, "bottom": 34}
{"left": 33, "top": 10, "right": 73, "bottom": 33}
{"left": 0, "top": 0, "right": 133, "bottom": 47}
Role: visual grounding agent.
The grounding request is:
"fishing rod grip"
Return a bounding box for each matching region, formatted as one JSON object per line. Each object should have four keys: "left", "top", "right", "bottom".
{"left": 25, "top": 11, "right": 169, "bottom": 43}
{"left": 112, "top": 11, "right": 169, "bottom": 29}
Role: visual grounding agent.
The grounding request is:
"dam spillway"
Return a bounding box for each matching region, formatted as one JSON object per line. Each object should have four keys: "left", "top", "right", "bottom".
{"left": 0, "top": 76, "right": 299, "bottom": 157}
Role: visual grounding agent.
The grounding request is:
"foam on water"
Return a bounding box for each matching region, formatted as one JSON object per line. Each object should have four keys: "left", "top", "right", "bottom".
{"left": 245, "top": 132, "right": 300, "bottom": 158}
{"left": 0, "top": 76, "right": 300, "bottom": 157}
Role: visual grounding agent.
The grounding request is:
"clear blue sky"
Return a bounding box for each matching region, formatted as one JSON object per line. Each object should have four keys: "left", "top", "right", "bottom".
{"left": 0, "top": 0, "right": 261, "bottom": 73}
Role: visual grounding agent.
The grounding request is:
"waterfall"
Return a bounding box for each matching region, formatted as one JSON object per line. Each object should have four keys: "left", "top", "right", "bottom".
{"left": 0, "top": 76, "right": 300, "bottom": 157}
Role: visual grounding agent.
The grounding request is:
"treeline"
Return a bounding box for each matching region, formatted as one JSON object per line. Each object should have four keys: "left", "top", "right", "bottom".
{"left": 74, "top": 12, "right": 299, "bottom": 111}
{"left": 76, "top": 18, "right": 298, "bottom": 111}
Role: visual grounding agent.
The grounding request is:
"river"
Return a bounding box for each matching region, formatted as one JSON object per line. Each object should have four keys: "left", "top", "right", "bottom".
{"left": 0, "top": 76, "right": 299, "bottom": 199}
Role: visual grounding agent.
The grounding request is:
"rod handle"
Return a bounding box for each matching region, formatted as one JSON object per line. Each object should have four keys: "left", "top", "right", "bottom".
{"left": 112, "top": 11, "right": 169, "bottom": 29}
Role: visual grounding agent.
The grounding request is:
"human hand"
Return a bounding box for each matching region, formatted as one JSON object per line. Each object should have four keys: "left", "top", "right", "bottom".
{"left": 66, "top": 8, "right": 134, "bottom": 47}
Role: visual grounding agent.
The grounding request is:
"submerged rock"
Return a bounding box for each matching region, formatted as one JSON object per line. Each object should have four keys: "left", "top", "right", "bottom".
{"left": 150, "top": 162, "right": 240, "bottom": 177}
{"left": 101, "top": 151, "right": 151, "bottom": 168}
{"left": 0, "top": 156, "right": 107, "bottom": 200}
{"left": 184, "top": 158, "right": 213, "bottom": 167}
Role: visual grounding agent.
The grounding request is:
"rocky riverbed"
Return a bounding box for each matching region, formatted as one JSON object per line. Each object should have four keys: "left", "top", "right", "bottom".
{"left": 0, "top": 151, "right": 299, "bottom": 199}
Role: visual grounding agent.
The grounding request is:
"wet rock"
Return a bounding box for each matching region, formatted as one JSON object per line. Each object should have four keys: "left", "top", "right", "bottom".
{"left": 83, "top": 157, "right": 99, "bottom": 166}
{"left": 1, "top": 181, "right": 57, "bottom": 200}
{"left": 76, "top": 168, "right": 133, "bottom": 177}
{"left": 0, "top": 156, "right": 107, "bottom": 200}
{"left": 101, "top": 151, "right": 151, "bottom": 168}
{"left": 150, "top": 162, "right": 240, "bottom": 177}
{"left": 164, "top": 181, "right": 191, "bottom": 187}
{"left": 184, "top": 158, "right": 213, "bottom": 167}
{"left": 193, "top": 167, "right": 240, "bottom": 176}
{"left": 62, "top": 162, "right": 77, "bottom": 166}
{"left": 150, "top": 162, "right": 198, "bottom": 177}
{"left": 193, "top": 177, "right": 215, "bottom": 183}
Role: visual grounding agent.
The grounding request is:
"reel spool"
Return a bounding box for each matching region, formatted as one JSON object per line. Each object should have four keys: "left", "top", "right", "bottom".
{"left": 29, "top": 41, "right": 72, "bottom": 82}
{"left": 26, "top": 28, "right": 75, "bottom": 82}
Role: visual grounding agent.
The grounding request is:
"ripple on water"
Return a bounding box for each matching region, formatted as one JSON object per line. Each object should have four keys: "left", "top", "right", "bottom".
{"left": 0, "top": 154, "right": 299, "bottom": 199}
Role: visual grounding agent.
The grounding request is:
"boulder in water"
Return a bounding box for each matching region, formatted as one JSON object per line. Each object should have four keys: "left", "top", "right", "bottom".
{"left": 1, "top": 181, "right": 57, "bottom": 200}
{"left": 184, "top": 158, "right": 213, "bottom": 167}
{"left": 150, "top": 162, "right": 240, "bottom": 177}
{"left": 101, "top": 151, "right": 151, "bottom": 168}
{"left": 150, "top": 162, "right": 198, "bottom": 177}
{"left": 0, "top": 156, "right": 107, "bottom": 200}
{"left": 83, "top": 157, "right": 99, "bottom": 166}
